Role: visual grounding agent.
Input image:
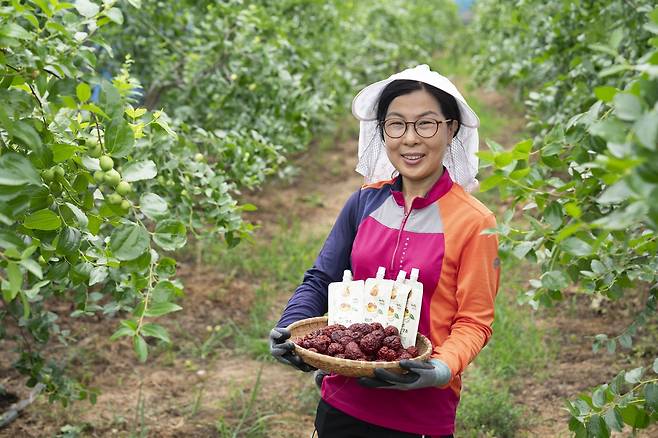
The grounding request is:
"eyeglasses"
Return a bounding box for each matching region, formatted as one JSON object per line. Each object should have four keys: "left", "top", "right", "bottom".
{"left": 383, "top": 118, "right": 453, "bottom": 139}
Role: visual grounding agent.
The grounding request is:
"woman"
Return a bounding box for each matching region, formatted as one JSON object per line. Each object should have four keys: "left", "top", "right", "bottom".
{"left": 269, "top": 65, "right": 500, "bottom": 438}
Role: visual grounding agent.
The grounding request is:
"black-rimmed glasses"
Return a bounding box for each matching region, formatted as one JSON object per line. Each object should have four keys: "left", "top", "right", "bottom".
{"left": 383, "top": 118, "right": 453, "bottom": 139}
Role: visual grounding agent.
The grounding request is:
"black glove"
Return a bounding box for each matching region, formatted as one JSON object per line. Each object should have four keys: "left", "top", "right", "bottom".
{"left": 268, "top": 327, "right": 316, "bottom": 372}
{"left": 314, "top": 369, "right": 329, "bottom": 389}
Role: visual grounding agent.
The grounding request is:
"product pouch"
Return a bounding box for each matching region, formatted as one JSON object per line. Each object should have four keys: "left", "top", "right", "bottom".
{"left": 400, "top": 268, "right": 423, "bottom": 348}
{"left": 328, "top": 270, "right": 365, "bottom": 326}
{"left": 386, "top": 270, "right": 412, "bottom": 331}
{"left": 362, "top": 266, "right": 394, "bottom": 325}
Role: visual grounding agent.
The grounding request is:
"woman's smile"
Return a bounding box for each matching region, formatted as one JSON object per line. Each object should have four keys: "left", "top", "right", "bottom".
{"left": 400, "top": 152, "right": 426, "bottom": 165}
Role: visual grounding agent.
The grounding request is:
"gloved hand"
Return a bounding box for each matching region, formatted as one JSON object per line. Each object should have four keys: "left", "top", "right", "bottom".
{"left": 268, "top": 327, "right": 316, "bottom": 372}
{"left": 358, "top": 358, "right": 451, "bottom": 390}
{"left": 314, "top": 369, "right": 329, "bottom": 389}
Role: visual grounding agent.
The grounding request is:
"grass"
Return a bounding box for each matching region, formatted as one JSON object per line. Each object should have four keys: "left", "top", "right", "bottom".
{"left": 203, "top": 219, "right": 326, "bottom": 360}
{"left": 456, "top": 262, "right": 553, "bottom": 437}
{"left": 204, "top": 219, "right": 325, "bottom": 292}
{"left": 215, "top": 365, "right": 275, "bottom": 438}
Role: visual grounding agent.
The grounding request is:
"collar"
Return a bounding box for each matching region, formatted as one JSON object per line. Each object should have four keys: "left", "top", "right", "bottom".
{"left": 390, "top": 168, "right": 453, "bottom": 210}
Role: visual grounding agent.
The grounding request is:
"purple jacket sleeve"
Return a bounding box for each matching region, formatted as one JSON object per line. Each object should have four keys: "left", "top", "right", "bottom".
{"left": 276, "top": 189, "right": 361, "bottom": 328}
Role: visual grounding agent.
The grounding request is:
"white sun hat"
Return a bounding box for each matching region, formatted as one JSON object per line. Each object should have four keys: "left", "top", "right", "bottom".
{"left": 352, "top": 64, "right": 480, "bottom": 192}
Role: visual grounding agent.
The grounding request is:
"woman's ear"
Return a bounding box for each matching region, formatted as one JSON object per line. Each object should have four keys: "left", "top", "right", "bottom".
{"left": 448, "top": 120, "right": 459, "bottom": 139}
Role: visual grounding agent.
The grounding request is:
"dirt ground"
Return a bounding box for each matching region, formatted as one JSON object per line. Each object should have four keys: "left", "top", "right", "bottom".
{"left": 2, "top": 91, "right": 657, "bottom": 437}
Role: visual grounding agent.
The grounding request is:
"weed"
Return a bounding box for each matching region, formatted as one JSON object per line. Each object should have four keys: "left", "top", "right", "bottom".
{"left": 203, "top": 221, "right": 325, "bottom": 359}
{"left": 215, "top": 364, "right": 276, "bottom": 438}
{"left": 458, "top": 367, "right": 524, "bottom": 438}
{"left": 194, "top": 324, "right": 233, "bottom": 360}
{"left": 295, "top": 379, "right": 321, "bottom": 416}
{"left": 129, "top": 383, "right": 148, "bottom": 438}
{"left": 456, "top": 261, "right": 552, "bottom": 436}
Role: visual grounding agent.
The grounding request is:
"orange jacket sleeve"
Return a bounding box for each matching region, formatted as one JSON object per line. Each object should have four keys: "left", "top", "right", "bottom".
{"left": 433, "top": 212, "right": 500, "bottom": 379}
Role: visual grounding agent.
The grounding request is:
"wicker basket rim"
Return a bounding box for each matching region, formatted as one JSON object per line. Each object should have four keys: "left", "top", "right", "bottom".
{"left": 287, "top": 316, "right": 432, "bottom": 369}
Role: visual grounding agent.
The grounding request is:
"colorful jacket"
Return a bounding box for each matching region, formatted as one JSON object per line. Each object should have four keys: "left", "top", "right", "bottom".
{"left": 277, "top": 170, "right": 500, "bottom": 435}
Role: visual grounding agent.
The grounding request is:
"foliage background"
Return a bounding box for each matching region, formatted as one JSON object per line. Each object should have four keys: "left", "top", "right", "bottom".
{"left": 2, "top": 0, "right": 657, "bottom": 436}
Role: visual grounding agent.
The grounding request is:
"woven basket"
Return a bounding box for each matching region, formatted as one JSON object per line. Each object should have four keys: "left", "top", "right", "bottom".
{"left": 287, "top": 316, "right": 432, "bottom": 378}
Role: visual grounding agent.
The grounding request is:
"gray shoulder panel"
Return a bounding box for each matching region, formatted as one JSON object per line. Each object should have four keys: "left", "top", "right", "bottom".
{"left": 369, "top": 197, "right": 443, "bottom": 233}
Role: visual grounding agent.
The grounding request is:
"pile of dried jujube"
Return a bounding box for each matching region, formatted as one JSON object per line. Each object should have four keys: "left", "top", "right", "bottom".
{"left": 295, "top": 322, "right": 419, "bottom": 361}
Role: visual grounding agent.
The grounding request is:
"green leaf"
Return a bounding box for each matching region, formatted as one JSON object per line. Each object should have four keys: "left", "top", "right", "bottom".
{"left": 19, "top": 258, "right": 43, "bottom": 280}
{"left": 80, "top": 103, "right": 109, "bottom": 119}
{"left": 63, "top": 202, "right": 89, "bottom": 229}
{"left": 11, "top": 120, "right": 44, "bottom": 158}
{"left": 75, "top": 0, "right": 100, "bottom": 18}
{"left": 568, "top": 417, "right": 586, "bottom": 437}
{"left": 141, "top": 323, "right": 171, "bottom": 343}
{"left": 52, "top": 143, "right": 78, "bottom": 162}
{"left": 88, "top": 266, "right": 108, "bottom": 286}
{"left": 607, "top": 339, "right": 616, "bottom": 354}
{"left": 122, "top": 160, "right": 157, "bottom": 182}
{"left": 613, "top": 93, "right": 643, "bottom": 121}
{"left": 541, "top": 270, "right": 570, "bottom": 290}
{"left": 633, "top": 110, "right": 658, "bottom": 150}
{"left": 620, "top": 404, "right": 650, "bottom": 428}
{"left": 592, "top": 386, "right": 606, "bottom": 408}
{"left": 509, "top": 168, "right": 531, "bottom": 180}
{"left": 564, "top": 202, "right": 582, "bottom": 218}
{"left": 153, "top": 220, "right": 187, "bottom": 251}
{"left": 562, "top": 237, "right": 593, "bottom": 257}
{"left": 109, "top": 223, "right": 150, "bottom": 261}
{"left": 155, "top": 257, "right": 177, "bottom": 278}
{"left": 653, "top": 357, "right": 658, "bottom": 374}
{"left": 105, "top": 7, "right": 123, "bottom": 24}
{"left": 589, "top": 118, "right": 628, "bottom": 143}
{"left": 479, "top": 174, "right": 505, "bottom": 192}
{"left": 152, "top": 280, "right": 180, "bottom": 303}
{"left": 591, "top": 260, "right": 607, "bottom": 274}
{"left": 599, "top": 64, "right": 632, "bottom": 77}
{"left": 597, "top": 180, "right": 633, "bottom": 204}
{"left": 603, "top": 407, "right": 623, "bottom": 432}
{"left": 609, "top": 371, "right": 625, "bottom": 395}
{"left": 585, "top": 414, "right": 608, "bottom": 438}
{"left": 494, "top": 151, "right": 514, "bottom": 167}
{"left": 6, "top": 261, "right": 22, "bottom": 299}
{"left": 56, "top": 227, "right": 81, "bottom": 256}
{"left": 644, "top": 383, "right": 658, "bottom": 410}
{"left": 624, "top": 367, "right": 643, "bottom": 384}
{"left": 144, "top": 302, "right": 182, "bottom": 317}
{"left": 544, "top": 202, "right": 563, "bottom": 229}
{"left": 109, "top": 326, "right": 134, "bottom": 340}
{"left": 133, "top": 335, "right": 148, "bottom": 362}
{"left": 105, "top": 117, "right": 135, "bottom": 157}
{"left": 512, "top": 241, "right": 534, "bottom": 259}
{"left": 23, "top": 209, "right": 61, "bottom": 230}
{"left": 618, "top": 333, "right": 632, "bottom": 349}
{"left": 76, "top": 83, "right": 91, "bottom": 103}
{"left": 594, "top": 86, "right": 618, "bottom": 103}
{"left": 511, "top": 139, "right": 533, "bottom": 159}
{"left": 140, "top": 193, "right": 168, "bottom": 220}
{"left": 0, "top": 153, "right": 41, "bottom": 186}
{"left": 0, "top": 23, "right": 31, "bottom": 40}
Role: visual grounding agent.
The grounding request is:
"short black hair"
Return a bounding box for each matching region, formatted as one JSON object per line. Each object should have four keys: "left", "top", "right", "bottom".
{"left": 376, "top": 79, "right": 461, "bottom": 139}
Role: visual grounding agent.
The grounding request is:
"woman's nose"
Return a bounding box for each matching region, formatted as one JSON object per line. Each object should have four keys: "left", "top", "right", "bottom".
{"left": 401, "top": 124, "right": 420, "bottom": 145}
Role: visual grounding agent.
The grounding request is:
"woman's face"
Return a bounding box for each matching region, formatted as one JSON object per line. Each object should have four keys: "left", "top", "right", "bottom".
{"left": 383, "top": 89, "right": 456, "bottom": 188}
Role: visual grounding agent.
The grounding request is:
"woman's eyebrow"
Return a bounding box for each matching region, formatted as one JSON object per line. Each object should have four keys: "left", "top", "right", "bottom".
{"left": 386, "top": 110, "right": 441, "bottom": 118}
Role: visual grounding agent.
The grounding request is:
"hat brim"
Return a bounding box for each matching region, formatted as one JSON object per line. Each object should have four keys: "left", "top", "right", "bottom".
{"left": 351, "top": 66, "right": 480, "bottom": 129}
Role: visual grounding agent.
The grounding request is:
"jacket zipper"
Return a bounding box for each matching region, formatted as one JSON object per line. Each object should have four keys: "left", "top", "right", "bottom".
{"left": 389, "top": 207, "right": 412, "bottom": 274}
